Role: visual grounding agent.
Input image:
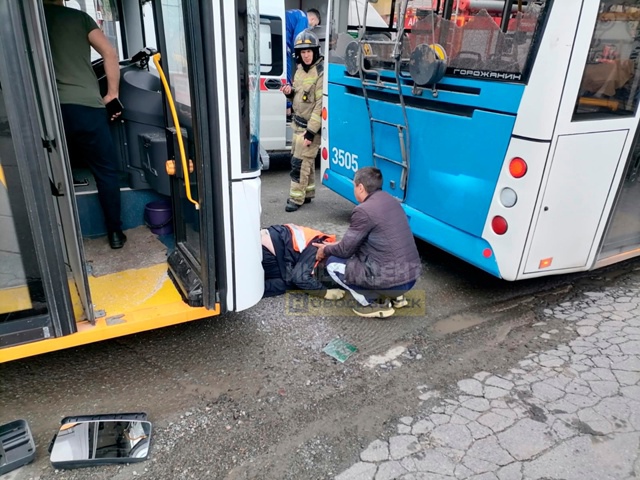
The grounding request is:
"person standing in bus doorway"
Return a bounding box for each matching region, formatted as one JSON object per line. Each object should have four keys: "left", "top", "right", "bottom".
{"left": 281, "top": 31, "right": 324, "bottom": 212}
{"left": 43, "top": 0, "right": 126, "bottom": 249}
{"left": 285, "top": 8, "right": 321, "bottom": 121}
{"left": 313, "top": 167, "right": 422, "bottom": 318}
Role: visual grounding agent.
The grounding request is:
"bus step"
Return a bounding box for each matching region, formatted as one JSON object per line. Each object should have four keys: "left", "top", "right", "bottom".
{"left": 371, "top": 118, "right": 405, "bottom": 129}
{"left": 373, "top": 153, "right": 407, "bottom": 168}
{"left": 362, "top": 39, "right": 398, "bottom": 46}
{"left": 362, "top": 80, "right": 400, "bottom": 91}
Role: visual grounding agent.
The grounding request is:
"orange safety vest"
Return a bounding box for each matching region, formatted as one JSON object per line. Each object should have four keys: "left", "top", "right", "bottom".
{"left": 285, "top": 224, "right": 336, "bottom": 253}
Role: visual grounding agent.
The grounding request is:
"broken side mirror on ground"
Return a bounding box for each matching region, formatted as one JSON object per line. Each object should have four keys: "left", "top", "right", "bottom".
{"left": 0, "top": 419, "right": 36, "bottom": 475}
{"left": 48, "top": 413, "right": 152, "bottom": 470}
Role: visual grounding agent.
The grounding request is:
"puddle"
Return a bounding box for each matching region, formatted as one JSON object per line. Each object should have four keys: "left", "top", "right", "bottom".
{"left": 432, "top": 313, "right": 487, "bottom": 335}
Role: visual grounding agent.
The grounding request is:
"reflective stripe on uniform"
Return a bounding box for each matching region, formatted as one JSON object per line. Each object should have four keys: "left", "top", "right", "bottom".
{"left": 285, "top": 224, "right": 337, "bottom": 253}
{"left": 286, "top": 224, "right": 309, "bottom": 253}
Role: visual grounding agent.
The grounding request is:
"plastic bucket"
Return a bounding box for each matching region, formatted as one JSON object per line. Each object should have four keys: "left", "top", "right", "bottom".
{"left": 144, "top": 199, "right": 173, "bottom": 235}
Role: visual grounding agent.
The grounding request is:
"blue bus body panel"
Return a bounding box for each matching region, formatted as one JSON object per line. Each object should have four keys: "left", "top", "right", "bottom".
{"left": 328, "top": 65, "right": 526, "bottom": 114}
{"left": 325, "top": 65, "right": 526, "bottom": 276}
{"left": 323, "top": 170, "right": 502, "bottom": 277}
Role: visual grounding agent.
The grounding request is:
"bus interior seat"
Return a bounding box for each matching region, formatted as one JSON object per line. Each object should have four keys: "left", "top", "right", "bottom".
{"left": 96, "top": 63, "right": 170, "bottom": 197}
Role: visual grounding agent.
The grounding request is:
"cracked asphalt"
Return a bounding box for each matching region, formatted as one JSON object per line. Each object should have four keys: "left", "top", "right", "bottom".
{"left": 336, "top": 285, "right": 640, "bottom": 480}
{"left": 2, "top": 162, "right": 640, "bottom": 479}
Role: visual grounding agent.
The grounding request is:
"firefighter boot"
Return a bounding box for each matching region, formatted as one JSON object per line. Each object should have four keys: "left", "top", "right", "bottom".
{"left": 285, "top": 199, "right": 300, "bottom": 212}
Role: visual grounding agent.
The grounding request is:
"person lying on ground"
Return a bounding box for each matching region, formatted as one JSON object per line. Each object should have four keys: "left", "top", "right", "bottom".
{"left": 261, "top": 224, "right": 345, "bottom": 300}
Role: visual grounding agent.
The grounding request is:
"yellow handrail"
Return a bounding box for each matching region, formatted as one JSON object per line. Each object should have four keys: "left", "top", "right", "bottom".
{"left": 152, "top": 53, "right": 199, "bottom": 210}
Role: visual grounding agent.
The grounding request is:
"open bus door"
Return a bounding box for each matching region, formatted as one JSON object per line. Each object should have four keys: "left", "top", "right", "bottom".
{"left": 0, "top": 0, "right": 85, "bottom": 349}
{"left": 0, "top": 0, "right": 263, "bottom": 362}
{"left": 150, "top": 0, "right": 221, "bottom": 309}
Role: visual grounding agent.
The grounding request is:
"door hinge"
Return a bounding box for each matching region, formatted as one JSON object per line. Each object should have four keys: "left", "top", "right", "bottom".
{"left": 42, "top": 137, "right": 56, "bottom": 152}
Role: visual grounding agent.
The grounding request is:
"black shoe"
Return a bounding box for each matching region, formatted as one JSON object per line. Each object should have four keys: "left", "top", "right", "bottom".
{"left": 304, "top": 198, "right": 312, "bottom": 204}
{"left": 73, "top": 177, "right": 89, "bottom": 187}
{"left": 285, "top": 199, "right": 301, "bottom": 212}
{"left": 108, "top": 230, "right": 127, "bottom": 249}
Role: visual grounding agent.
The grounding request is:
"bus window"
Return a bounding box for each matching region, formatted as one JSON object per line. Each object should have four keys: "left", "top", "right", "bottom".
{"left": 238, "top": 0, "right": 261, "bottom": 173}
{"left": 160, "top": 1, "right": 190, "bottom": 107}
{"left": 573, "top": 1, "right": 640, "bottom": 119}
{"left": 332, "top": 0, "right": 549, "bottom": 82}
{"left": 142, "top": 1, "right": 157, "bottom": 57}
{"left": 62, "top": 0, "right": 123, "bottom": 62}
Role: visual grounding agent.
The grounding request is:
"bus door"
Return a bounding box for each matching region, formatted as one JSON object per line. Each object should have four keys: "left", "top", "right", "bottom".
{"left": 0, "top": 0, "right": 80, "bottom": 348}
{"left": 589, "top": 3, "right": 640, "bottom": 266}
{"left": 152, "top": 0, "right": 221, "bottom": 309}
{"left": 524, "top": 0, "right": 640, "bottom": 273}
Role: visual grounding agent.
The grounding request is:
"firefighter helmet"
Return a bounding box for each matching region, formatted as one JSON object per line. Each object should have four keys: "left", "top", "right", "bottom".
{"left": 294, "top": 30, "right": 320, "bottom": 51}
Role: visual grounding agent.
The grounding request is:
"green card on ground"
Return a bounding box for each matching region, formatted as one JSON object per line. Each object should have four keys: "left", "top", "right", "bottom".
{"left": 323, "top": 338, "right": 357, "bottom": 363}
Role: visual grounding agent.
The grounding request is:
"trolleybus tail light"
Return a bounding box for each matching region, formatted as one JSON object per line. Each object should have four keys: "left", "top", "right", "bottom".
{"left": 483, "top": 248, "right": 493, "bottom": 258}
{"left": 491, "top": 216, "right": 508, "bottom": 235}
{"left": 323, "top": 171, "right": 329, "bottom": 181}
{"left": 509, "top": 157, "right": 528, "bottom": 178}
{"left": 322, "top": 107, "right": 328, "bottom": 121}
{"left": 322, "top": 147, "right": 328, "bottom": 160}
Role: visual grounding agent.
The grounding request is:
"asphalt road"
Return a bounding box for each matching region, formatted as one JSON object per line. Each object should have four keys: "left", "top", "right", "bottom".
{"left": 2, "top": 159, "right": 640, "bottom": 480}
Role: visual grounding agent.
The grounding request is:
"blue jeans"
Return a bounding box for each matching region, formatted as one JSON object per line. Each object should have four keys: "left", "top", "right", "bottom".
{"left": 325, "top": 256, "right": 416, "bottom": 306}
{"left": 61, "top": 104, "right": 122, "bottom": 232}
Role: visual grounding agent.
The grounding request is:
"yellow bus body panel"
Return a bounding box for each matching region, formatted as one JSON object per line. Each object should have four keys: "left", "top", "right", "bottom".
{"left": 0, "top": 264, "right": 217, "bottom": 363}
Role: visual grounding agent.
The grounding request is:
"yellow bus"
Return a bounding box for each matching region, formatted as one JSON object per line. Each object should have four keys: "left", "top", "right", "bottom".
{"left": 0, "top": 0, "right": 264, "bottom": 362}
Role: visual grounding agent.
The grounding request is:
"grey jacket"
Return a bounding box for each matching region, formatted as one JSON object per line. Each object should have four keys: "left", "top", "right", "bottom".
{"left": 324, "top": 190, "right": 422, "bottom": 289}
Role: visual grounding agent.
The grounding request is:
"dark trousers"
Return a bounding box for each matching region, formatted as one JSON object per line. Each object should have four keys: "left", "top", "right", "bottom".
{"left": 325, "top": 256, "right": 416, "bottom": 306}
{"left": 61, "top": 104, "right": 122, "bottom": 232}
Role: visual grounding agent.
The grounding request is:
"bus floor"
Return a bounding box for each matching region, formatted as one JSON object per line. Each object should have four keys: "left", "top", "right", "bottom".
{"left": 1, "top": 166, "right": 185, "bottom": 325}
{"left": 73, "top": 166, "right": 194, "bottom": 329}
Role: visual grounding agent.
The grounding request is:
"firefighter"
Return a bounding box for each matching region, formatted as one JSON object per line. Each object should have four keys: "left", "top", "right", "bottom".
{"left": 261, "top": 224, "right": 345, "bottom": 299}
{"left": 281, "top": 31, "right": 324, "bottom": 212}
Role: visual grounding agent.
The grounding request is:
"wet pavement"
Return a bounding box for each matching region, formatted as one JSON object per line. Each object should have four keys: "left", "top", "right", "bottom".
{"left": 2, "top": 161, "right": 640, "bottom": 479}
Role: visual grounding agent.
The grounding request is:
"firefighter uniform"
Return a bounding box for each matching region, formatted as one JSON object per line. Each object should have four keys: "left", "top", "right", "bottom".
{"left": 284, "top": 31, "right": 324, "bottom": 211}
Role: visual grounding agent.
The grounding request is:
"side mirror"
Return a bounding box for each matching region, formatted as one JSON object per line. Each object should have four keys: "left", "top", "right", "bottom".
{"left": 49, "top": 414, "right": 152, "bottom": 469}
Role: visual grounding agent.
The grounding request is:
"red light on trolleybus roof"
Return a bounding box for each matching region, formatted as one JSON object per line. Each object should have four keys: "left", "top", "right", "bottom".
{"left": 491, "top": 216, "right": 508, "bottom": 235}
{"left": 509, "top": 157, "right": 528, "bottom": 178}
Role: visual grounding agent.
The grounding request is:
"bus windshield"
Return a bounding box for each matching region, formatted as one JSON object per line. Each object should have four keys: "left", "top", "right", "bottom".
{"left": 331, "top": 0, "right": 549, "bottom": 82}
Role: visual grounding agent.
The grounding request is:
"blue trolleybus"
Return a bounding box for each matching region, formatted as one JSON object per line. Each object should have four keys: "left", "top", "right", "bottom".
{"left": 321, "top": 0, "right": 640, "bottom": 280}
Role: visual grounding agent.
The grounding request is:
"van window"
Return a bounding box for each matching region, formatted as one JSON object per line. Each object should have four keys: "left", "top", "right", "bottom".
{"left": 260, "top": 23, "right": 273, "bottom": 67}
{"left": 260, "top": 15, "right": 283, "bottom": 76}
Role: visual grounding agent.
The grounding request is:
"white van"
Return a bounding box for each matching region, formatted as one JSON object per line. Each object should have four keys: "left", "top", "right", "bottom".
{"left": 259, "top": 0, "right": 328, "bottom": 168}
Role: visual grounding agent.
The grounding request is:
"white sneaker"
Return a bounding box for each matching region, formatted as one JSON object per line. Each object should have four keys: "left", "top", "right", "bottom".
{"left": 392, "top": 295, "right": 408, "bottom": 309}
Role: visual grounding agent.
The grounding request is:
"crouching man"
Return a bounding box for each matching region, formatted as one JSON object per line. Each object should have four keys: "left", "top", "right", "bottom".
{"left": 314, "top": 167, "right": 422, "bottom": 318}
{"left": 261, "top": 224, "right": 345, "bottom": 300}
